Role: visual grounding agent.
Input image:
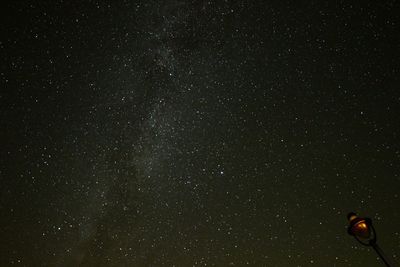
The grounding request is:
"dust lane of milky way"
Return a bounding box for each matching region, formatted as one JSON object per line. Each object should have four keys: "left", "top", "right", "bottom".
{"left": 1, "top": 1, "right": 399, "bottom": 266}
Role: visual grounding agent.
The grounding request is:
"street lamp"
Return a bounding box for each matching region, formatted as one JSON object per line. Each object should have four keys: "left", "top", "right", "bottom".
{"left": 347, "top": 212, "right": 398, "bottom": 267}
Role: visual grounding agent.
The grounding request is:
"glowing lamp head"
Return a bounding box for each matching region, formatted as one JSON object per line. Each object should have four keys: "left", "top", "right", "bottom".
{"left": 347, "top": 212, "right": 376, "bottom": 246}
{"left": 350, "top": 219, "right": 371, "bottom": 238}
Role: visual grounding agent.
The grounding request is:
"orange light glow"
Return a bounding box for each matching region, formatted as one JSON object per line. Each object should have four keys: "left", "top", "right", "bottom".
{"left": 352, "top": 220, "right": 371, "bottom": 238}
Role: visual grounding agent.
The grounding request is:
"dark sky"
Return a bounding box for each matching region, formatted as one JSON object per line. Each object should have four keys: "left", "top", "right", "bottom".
{"left": 1, "top": 1, "right": 399, "bottom": 266}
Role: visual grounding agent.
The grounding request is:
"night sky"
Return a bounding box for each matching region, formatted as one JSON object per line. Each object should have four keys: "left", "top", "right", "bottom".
{"left": 1, "top": 1, "right": 400, "bottom": 266}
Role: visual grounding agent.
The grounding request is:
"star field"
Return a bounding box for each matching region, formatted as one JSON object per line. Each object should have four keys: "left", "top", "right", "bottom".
{"left": 1, "top": 1, "right": 400, "bottom": 266}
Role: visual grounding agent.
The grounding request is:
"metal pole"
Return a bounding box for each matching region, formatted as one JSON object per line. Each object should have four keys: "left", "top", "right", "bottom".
{"left": 371, "top": 242, "right": 397, "bottom": 267}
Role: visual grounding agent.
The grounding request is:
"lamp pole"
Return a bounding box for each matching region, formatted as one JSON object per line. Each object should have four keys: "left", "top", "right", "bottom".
{"left": 347, "top": 212, "right": 398, "bottom": 267}
{"left": 371, "top": 242, "right": 392, "bottom": 267}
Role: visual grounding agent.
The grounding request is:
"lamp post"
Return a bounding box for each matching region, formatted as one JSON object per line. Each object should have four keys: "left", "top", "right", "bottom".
{"left": 347, "top": 212, "right": 398, "bottom": 267}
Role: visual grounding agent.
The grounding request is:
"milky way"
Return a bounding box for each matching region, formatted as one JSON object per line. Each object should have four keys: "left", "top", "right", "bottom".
{"left": 1, "top": 1, "right": 400, "bottom": 266}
